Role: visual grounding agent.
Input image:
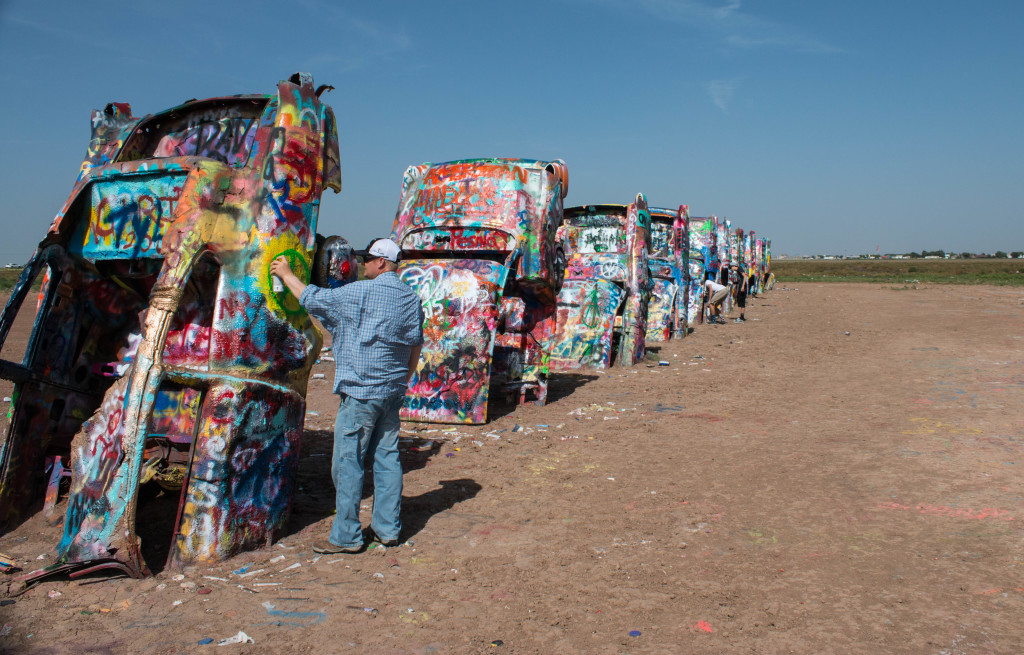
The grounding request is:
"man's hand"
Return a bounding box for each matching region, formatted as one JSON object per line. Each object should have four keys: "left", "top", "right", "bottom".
{"left": 270, "top": 256, "right": 309, "bottom": 298}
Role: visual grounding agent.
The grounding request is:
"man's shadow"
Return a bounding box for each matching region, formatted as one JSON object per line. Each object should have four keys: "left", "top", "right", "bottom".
{"left": 400, "top": 478, "right": 481, "bottom": 539}
{"left": 285, "top": 429, "right": 479, "bottom": 541}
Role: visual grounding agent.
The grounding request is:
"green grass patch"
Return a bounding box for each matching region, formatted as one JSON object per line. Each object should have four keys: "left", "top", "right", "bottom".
{"left": 772, "top": 259, "right": 1024, "bottom": 286}
{"left": 0, "top": 268, "right": 41, "bottom": 293}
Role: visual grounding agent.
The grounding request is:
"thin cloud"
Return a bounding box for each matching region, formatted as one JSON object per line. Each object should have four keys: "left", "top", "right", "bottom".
{"left": 707, "top": 78, "right": 739, "bottom": 111}
{"left": 572, "top": 0, "right": 841, "bottom": 53}
{"left": 293, "top": 0, "right": 412, "bottom": 73}
{"left": 4, "top": 15, "right": 128, "bottom": 55}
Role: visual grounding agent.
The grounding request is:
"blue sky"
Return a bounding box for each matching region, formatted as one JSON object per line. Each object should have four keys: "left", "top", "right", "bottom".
{"left": 1, "top": 0, "right": 1021, "bottom": 259}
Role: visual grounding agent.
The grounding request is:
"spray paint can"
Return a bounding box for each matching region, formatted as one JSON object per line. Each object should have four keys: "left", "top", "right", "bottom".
{"left": 272, "top": 275, "right": 284, "bottom": 293}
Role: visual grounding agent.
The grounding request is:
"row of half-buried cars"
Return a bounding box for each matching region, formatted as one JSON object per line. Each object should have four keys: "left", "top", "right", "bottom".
{"left": 0, "top": 75, "right": 770, "bottom": 580}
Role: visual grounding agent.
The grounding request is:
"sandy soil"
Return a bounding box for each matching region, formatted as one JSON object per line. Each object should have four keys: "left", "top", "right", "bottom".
{"left": 1, "top": 283, "right": 1023, "bottom": 654}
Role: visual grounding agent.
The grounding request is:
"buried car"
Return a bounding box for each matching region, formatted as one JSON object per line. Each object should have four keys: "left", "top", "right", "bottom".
{"left": 686, "top": 215, "right": 716, "bottom": 325}
{"left": 645, "top": 205, "right": 689, "bottom": 343}
{"left": 548, "top": 195, "right": 653, "bottom": 370}
{"left": 390, "top": 158, "right": 568, "bottom": 424}
{"left": 0, "top": 73, "right": 347, "bottom": 580}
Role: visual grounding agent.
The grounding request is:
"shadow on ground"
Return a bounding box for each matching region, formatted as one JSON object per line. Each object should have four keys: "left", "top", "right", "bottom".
{"left": 485, "top": 373, "right": 600, "bottom": 422}
{"left": 284, "top": 429, "right": 479, "bottom": 541}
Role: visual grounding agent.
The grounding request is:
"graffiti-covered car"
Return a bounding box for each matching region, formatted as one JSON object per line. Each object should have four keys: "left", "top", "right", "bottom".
{"left": 0, "top": 73, "right": 347, "bottom": 579}
{"left": 646, "top": 205, "right": 689, "bottom": 342}
{"left": 391, "top": 158, "right": 569, "bottom": 424}
{"left": 742, "top": 229, "right": 757, "bottom": 295}
{"left": 686, "top": 216, "right": 716, "bottom": 325}
{"left": 548, "top": 195, "right": 653, "bottom": 369}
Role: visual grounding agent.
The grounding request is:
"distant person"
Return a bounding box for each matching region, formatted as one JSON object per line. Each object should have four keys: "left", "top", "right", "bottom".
{"left": 703, "top": 275, "right": 730, "bottom": 324}
{"left": 270, "top": 238, "right": 424, "bottom": 554}
{"left": 732, "top": 264, "right": 748, "bottom": 323}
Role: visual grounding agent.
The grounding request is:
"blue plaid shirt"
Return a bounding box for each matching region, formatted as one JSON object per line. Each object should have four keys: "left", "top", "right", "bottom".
{"left": 300, "top": 272, "right": 424, "bottom": 400}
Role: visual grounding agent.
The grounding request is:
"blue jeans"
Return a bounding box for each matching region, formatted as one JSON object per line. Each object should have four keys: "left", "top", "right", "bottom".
{"left": 329, "top": 393, "right": 404, "bottom": 548}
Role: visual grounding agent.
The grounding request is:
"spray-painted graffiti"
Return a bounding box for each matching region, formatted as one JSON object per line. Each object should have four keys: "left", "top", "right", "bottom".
{"left": 687, "top": 258, "right": 705, "bottom": 326}
{"left": 0, "top": 73, "right": 341, "bottom": 581}
{"left": 70, "top": 175, "right": 185, "bottom": 260}
{"left": 400, "top": 259, "right": 508, "bottom": 424}
{"left": 391, "top": 158, "right": 568, "bottom": 423}
{"left": 402, "top": 227, "right": 514, "bottom": 253}
{"left": 647, "top": 278, "right": 678, "bottom": 342}
{"left": 550, "top": 196, "right": 652, "bottom": 369}
{"left": 645, "top": 206, "right": 688, "bottom": 342}
{"left": 548, "top": 279, "right": 625, "bottom": 369}
{"left": 153, "top": 116, "right": 260, "bottom": 167}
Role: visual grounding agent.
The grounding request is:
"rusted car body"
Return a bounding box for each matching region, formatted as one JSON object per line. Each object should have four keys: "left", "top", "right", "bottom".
{"left": 549, "top": 195, "right": 652, "bottom": 369}
{"left": 0, "top": 73, "right": 344, "bottom": 579}
{"left": 645, "top": 206, "right": 689, "bottom": 342}
{"left": 391, "top": 158, "right": 568, "bottom": 424}
{"left": 686, "top": 216, "right": 716, "bottom": 325}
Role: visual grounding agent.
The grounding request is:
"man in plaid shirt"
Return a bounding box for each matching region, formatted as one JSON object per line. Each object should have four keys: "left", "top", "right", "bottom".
{"left": 271, "top": 238, "right": 424, "bottom": 553}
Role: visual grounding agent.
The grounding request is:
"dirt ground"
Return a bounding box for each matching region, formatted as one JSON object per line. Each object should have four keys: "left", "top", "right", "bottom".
{"left": 1, "top": 283, "right": 1023, "bottom": 654}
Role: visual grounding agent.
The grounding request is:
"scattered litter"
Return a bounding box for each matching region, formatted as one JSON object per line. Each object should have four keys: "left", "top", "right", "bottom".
{"left": 560, "top": 435, "right": 579, "bottom": 440}
{"left": 0, "top": 625, "right": 10, "bottom": 637}
{"left": 658, "top": 361, "right": 669, "bottom": 366}
{"left": 172, "top": 573, "right": 185, "bottom": 581}
{"left": 236, "top": 568, "right": 264, "bottom": 579}
{"left": 47, "top": 590, "right": 61, "bottom": 599}
{"left": 306, "top": 411, "right": 320, "bottom": 416}
{"left": 412, "top": 441, "right": 434, "bottom": 452}
{"left": 2, "top": 397, "right": 9, "bottom": 403}
{"left": 536, "top": 424, "right": 548, "bottom": 427}
{"left": 373, "top": 572, "right": 384, "bottom": 579}
{"left": 607, "top": 477, "right": 615, "bottom": 481}
{"left": 347, "top": 605, "right": 378, "bottom": 615}
{"left": 173, "top": 600, "right": 184, "bottom": 606}
{"left": 512, "top": 424, "right": 523, "bottom": 432}
{"left": 253, "top": 583, "right": 281, "bottom": 586}
{"left": 280, "top": 562, "right": 301, "bottom": 573}
{"left": 490, "top": 639, "right": 504, "bottom": 647}
{"left": 156, "top": 583, "right": 167, "bottom": 590}
{"left": 322, "top": 355, "right": 335, "bottom": 362}
{"left": 629, "top": 630, "right": 642, "bottom": 637}
{"left": 312, "top": 373, "right": 326, "bottom": 379}
{"left": 269, "top": 555, "right": 286, "bottom": 564}
{"left": 695, "top": 620, "right": 713, "bottom": 632}
{"left": 232, "top": 565, "right": 252, "bottom": 575}
{"left": 236, "top": 585, "right": 257, "bottom": 594}
{"left": 203, "top": 576, "right": 228, "bottom": 582}
{"left": 0, "top": 552, "right": 17, "bottom": 572}
{"left": 217, "top": 631, "right": 254, "bottom": 645}
{"left": 198, "top": 588, "right": 212, "bottom": 595}
{"left": 35, "top": 553, "right": 47, "bottom": 560}
{"left": 198, "top": 638, "right": 214, "bottom": 645}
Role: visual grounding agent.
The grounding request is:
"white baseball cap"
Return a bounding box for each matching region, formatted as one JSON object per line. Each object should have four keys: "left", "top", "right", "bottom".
{"left": 356, "top": 238, "right": 401, "bottom": 262}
